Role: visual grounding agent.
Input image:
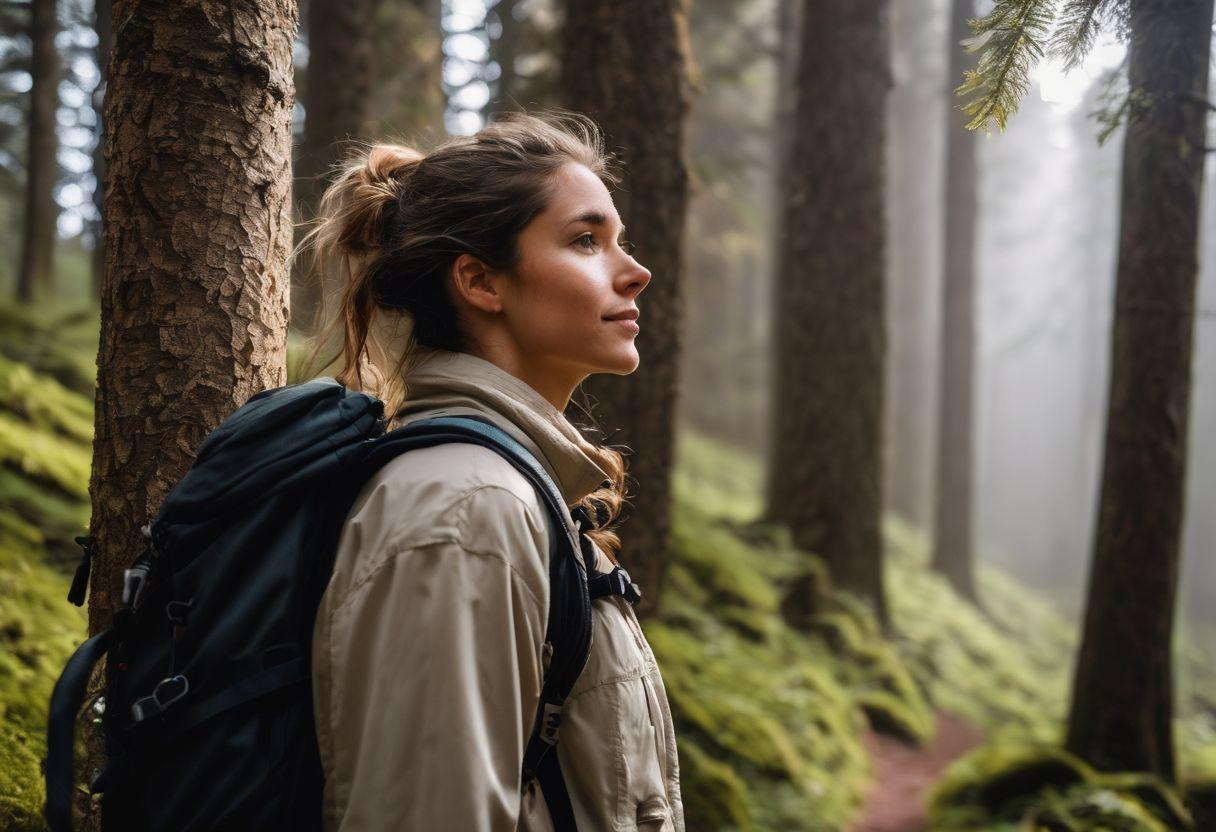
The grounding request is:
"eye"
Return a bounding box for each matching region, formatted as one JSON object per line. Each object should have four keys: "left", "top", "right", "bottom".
{"left": 574, "top": 233, "right": 598, "bottom": 251}
{"left": 619, "top": 239, "right": 637, "bottom": 255}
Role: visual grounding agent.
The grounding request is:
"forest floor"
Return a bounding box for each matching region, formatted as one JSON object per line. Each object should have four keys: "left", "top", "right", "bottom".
{"left": 852, "top": 711, "right": 986, "bottom": 832}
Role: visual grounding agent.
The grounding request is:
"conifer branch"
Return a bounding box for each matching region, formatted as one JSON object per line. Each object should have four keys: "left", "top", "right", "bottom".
{"left": 955, "top": 0, "right": 1058, "bottom": 133}
{"left": 1048, "top": 0, "right": 1105, "bottom": 71}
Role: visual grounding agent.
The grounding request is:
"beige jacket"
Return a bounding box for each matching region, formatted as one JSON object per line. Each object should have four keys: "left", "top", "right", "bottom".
{"left": 311, "top": 347, "right": 684, "bottom": 831}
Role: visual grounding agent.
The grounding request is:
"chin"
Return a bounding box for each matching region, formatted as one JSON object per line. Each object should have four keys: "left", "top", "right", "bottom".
{"left": 587, "top": 350, "right": 640, "bottom": 377}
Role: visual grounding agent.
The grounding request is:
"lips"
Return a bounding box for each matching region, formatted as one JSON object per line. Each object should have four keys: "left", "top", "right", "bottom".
{"left": 603, "top": 308, "right": 640, "bottom": 321}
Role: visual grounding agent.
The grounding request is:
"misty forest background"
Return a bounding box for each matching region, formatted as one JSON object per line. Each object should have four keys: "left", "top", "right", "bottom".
{"left": 2, "top": 0, "right": 1216, "bottom": 830}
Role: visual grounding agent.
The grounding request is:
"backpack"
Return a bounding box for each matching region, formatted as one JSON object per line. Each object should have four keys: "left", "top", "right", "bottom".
{"left": 43, "top": 376, "right": 643, "bottom": 832}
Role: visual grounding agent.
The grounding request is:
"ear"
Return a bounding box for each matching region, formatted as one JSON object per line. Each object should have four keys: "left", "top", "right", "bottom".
{"left": 450, "top": 253, "right": 506, "bottom": 315}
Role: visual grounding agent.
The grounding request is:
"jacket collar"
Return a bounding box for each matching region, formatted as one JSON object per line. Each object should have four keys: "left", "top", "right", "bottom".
{"left": 393, "top": 346, "right": 611, "bottom": 507}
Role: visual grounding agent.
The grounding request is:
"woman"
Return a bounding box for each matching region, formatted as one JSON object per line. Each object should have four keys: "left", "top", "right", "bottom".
{"left": 300, "top": 111, "right": 684, "bottom": 831}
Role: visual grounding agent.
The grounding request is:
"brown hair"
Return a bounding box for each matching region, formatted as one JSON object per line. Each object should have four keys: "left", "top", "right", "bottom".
{"left": 294, "top": 110, "right": 630, "bottom": 560}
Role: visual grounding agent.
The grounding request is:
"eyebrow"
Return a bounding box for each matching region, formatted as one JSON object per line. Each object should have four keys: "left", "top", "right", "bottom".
{"left": 564, "top": 211, "right": 627, "bottom": 235}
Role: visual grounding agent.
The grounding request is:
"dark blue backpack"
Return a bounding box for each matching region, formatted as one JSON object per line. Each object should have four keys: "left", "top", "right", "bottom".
{"left": 43, "top": 376, "right": 641, "bottom": 831}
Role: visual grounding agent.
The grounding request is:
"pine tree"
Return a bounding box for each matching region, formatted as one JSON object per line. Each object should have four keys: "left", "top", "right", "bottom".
{"left": 84, "top": 1, "right": 297, "bottom": 823}
{"left": 960, "top": 0, "right": 1215, "bottom": 779}
{"left": 768, "top": 0, "right": 892, "bottom": 629}
{"left": 17, "top": 0, "right": 60, "bottom": 303}
{"left": 932, "top": 0, "right": 981, "bottom": 602}
{"left": 558, "top": 0, "right": 694, "bottom": 618}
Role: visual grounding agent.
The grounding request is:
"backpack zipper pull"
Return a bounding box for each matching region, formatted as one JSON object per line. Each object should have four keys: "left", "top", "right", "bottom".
{"left": 68, "top": 535, "right": 94, "bottom": 607}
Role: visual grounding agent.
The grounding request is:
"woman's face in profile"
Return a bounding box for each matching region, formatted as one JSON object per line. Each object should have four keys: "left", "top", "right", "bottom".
{"left": 502, "top": 161, "right": 652, "bottom": 382}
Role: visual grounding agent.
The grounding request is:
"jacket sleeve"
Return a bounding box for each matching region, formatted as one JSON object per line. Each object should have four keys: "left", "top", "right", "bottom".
{"left": 318, "top": 484, "right": 550, "bottom": 831}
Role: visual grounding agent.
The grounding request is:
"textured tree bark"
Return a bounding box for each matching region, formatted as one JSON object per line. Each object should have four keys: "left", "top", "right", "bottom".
{"left": 91, "top": 0, "right": 113, "bottom": 301}
{"left": 293, "top": 0, "right": 380, "bottom": 333}
{"left": 82, "top": 1, "right": 296, "bottom": 825}
{"left": 1064, "top": 0, "right": 1213, "bottom": 783}
{"left": 930, "top": 0, "right": 979, "bottom": 602}
{"left": 17, "top": 0, "right": 60, "bottom": 303}
{"left": 767, "top": 0, "right": 891, "bottom": 629}
{"left": 559, "top": 0, "right": 693, "bottom": 619}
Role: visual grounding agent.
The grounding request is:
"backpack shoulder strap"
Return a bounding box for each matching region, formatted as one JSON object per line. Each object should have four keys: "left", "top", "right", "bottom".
{"left": 356, "top": 414, "right": 592, "bottom": 831}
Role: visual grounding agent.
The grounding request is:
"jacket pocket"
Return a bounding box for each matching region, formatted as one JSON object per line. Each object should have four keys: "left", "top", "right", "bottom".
{"left": 617, "top": 675, "right": 670, "bottom": 828}
{"left": 636, "top": 792, "right": 673, "bottom": 830}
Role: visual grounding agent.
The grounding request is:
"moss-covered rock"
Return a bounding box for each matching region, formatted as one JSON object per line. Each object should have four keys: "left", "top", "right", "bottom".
{"left": 928, "top": 744, "right": 1198, "bottom": 832}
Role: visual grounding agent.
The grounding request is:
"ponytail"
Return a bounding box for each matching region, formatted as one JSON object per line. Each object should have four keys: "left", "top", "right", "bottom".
{"left": 292, "top": 110, "right": 632, "bottom": 563}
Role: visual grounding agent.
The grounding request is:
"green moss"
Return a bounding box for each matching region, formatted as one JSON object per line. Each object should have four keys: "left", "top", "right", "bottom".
{"left": 0, "top": 414, "right": 90, "bottom": 502}
{"left": 0, "top": 303, "right": 97, "bottom": 398}
{"left": 0, "top": 354, "right": 93, "bottom": 445}
{"left": 883, "top": 515, "right": 1069, "bottom": 743}
{"left": 677, "top": 735, "right": 753, "bottom": 831}
{"left": 0, "top": 525, "right": 89, "bottom": 831}
{"left": 1183, "top": 779, "right": 1216, "bottom": 831}
{"left": 928, "top": 744, "right": 1196, "bottom": 832}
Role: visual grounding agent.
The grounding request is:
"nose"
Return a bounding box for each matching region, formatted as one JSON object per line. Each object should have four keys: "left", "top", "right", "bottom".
{"left": 617, "top": 253, "right": 651, "bottom": 298}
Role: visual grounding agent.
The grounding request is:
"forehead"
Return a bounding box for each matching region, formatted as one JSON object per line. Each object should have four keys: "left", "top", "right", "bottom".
{"left": 540, "top": 162, "right": 621, "bottom": 229}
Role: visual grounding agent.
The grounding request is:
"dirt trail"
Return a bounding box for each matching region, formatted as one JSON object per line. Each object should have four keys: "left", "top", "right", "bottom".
{"left": 851, "top": 711, "right": 985, "bottom": 832}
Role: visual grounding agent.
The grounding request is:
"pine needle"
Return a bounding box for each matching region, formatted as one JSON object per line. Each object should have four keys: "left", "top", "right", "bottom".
{"left": 954, "top": 0, "right": 1059, "bottom": 133}
{"left": 1048, "top": 0, "right": 1122, "bottom": 71}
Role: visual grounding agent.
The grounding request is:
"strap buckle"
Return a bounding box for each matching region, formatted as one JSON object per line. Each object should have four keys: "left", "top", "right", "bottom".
{"left": 130, "top": 674, "right": 189, "bottom": 723}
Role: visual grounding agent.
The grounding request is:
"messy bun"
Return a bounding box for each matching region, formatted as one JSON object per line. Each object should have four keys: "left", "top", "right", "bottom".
{"left": 292, "top": 110, "right": 632, "bottom": 562}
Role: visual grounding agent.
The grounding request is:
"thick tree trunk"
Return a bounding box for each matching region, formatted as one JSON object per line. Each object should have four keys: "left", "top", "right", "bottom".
{"left": 293, "top": 0, "right": 379, "bottom": 333}
{"left": 91, "top": 0, "right": 112, "bottom": 302}
{"left": 1064, "top": 0, "right": 1213, "bottom": 783}
{"left": 82, "top": 0, "right": 296, "bottom": 822}
{"left": 559, "top": 0, "right": 693, "bottom": 619}
{"left": 767, "top": 0, "right": 891, "bottom": 629}
{"left": 17, "top": 0, "right": 59, "bottom": 303}
{"left": 930, "top": 0, "right": 979, "bottom": 602}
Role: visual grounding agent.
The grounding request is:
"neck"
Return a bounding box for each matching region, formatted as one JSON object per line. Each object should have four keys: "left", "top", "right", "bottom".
{"left": 470, "top": 342, "right": 585, "bottom": 412}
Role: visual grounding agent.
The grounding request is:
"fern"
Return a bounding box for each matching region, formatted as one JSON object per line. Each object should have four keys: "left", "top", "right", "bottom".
{"left": 955, "top": 0, "right": 1059, "bottom": 133}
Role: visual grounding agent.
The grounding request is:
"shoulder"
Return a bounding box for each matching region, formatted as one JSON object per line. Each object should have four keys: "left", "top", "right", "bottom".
{"left": 328, "top": 442, "right": 551, "bottom": 601}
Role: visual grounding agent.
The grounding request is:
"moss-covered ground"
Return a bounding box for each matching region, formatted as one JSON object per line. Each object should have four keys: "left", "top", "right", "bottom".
{"left": 2, "top": 299, "right": 1213, "bottom": 831}
{"left": 0, "top": 302, "right": 94, "bottom": 831}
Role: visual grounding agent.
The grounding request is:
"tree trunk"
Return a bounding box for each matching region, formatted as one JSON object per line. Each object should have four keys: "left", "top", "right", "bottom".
{"left": 559, "top": 0, "right": 693, "bottom": 619}
{"left": 1064, "top": 0, "right": 1214, "bottom": 783}
{"left": 91, "top": 0, "right": 112, "bottom": 302}
{"left": 293, "top": 0, "right": 379, "bottom": 333}
{"left": 83, "top": 0, "right": 296, "bottom": 823}
{"left": 930, "top": 0, "right": 979, "bottom": 602}
{"left": 368, "top": 0, "right": 444, "bottom": 141}
{"left": 767, "top": 0, "right": 891, "bottom": 629}
{"left": 487, "top": 0, "right": 521, "bottom": 118}
{"left": 885, "top": 0, "right": 942, "bottom": 529}
{"left": 17, "top": 0, "right": 59, "bottom": 304}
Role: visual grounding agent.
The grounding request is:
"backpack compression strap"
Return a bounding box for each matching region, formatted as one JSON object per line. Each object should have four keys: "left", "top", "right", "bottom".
{"left": 349, "top": 414, "right": 594, "bottom": 831}
{"left": 44, "top": 627, "right": 116, "bottom": 832}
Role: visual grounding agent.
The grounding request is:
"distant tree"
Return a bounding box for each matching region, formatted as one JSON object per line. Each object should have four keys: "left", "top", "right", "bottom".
{"left": 91, "top": 0, "right": 111, "bottom": 300}
{"left": 17, "top": 0, "right": 60, "bottom": 303}
{"left": 767, "top": 0, "right": 892, "bottom": 628}
{"left": 678, "top": 0, "right": 779, "bottom": 452}
{"left": 960, "top": 0, "right": 1215, "bottom": 780}
{"left": 294, "top": 0, "right": 381, "bottom": 333}
{"left": 368, "top": 0, "right": 444, "bottom": 138}
{"left": 931, "top": 0, "right": 981, "bottom": 602}
{"left": 559, "top": 0, "right": 694, "bottom": 618}
{"left": 84, "top": 0, "right": 297, "bottom": 822}
{"left": 885, "top": 0, "right": 944, "bottom": 531}
{"left": 485, "top": 0, "right": 562, "bottom": 119}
